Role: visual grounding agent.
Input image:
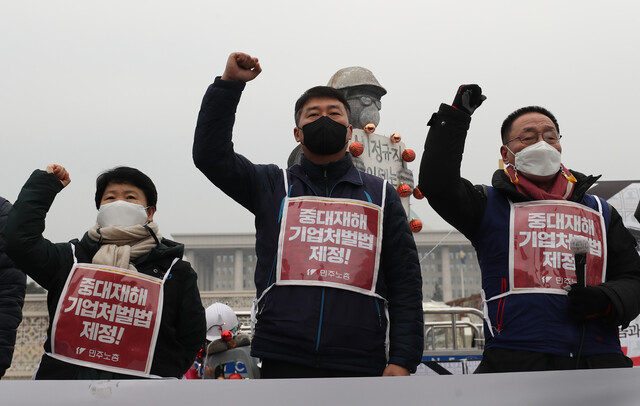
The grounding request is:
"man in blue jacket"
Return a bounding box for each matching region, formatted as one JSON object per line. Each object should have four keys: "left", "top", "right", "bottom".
{"left": 419, "top": 85, "right": 640, "bottom": 372}
{"left": 193, "top": 52, "right": 423, "bottom": 378}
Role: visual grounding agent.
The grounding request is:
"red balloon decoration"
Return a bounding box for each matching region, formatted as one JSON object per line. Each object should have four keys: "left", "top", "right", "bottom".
{"left": 349, "top": 142, "right": 364, "bottom": 157}
{"left": 409, "top": 219, "right": 423, "bottom": 233}
{"left": 413, "top": 187, "right": 424, "bottom": 199}
{"left": 397, "top": 184, "right": 412, "bottom": 197}
{"left": 402, "top": 148, "right": 416, "bottom": 162}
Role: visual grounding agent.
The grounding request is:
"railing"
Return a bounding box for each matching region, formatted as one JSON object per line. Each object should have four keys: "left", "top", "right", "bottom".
{"left": 236, "top": 310, "right": 252, "bottom": 336}
{"left": 425, "top": 322, "right": 482, "bottom": 349}
{"left": 422, "top": 307, "right": 485, "bottom": 352}
{"left": 238, "top": 307, "right": 486, "bottom": 356}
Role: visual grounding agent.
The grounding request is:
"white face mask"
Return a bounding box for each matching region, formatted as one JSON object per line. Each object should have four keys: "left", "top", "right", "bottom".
{"left": 97, "top": 200, "right": 149, "bottom": 227}
{"left": 508, "top": 141, "right": 561, "bottom": 177}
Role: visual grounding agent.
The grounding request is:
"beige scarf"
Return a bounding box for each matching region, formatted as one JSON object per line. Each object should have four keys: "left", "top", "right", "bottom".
{"left": 87, "top": 223, "right": 162, "bottom": 271}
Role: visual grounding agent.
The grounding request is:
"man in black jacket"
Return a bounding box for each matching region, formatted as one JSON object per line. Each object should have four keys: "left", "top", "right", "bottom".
{"left": 418, "top": 85, "right": 640, "bottom": 372}
{"left": 0, "top": 196, "right": 26, "bottom": 378}
{"left": 193, "top": 52, "right": 424, "bottom": 378}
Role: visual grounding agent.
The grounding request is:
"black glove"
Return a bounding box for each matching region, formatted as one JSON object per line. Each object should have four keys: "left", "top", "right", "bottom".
{"left": 452, "top": 84, "right": 486, "bottom": 115}
{"left": 567, "top": 284, "right": 612, "bottom": 320}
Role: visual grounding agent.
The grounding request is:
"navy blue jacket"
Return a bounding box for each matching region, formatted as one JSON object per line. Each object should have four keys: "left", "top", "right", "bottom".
{"left": 476, "top": 187, "right": 623, "bottom": 356}
{"left": 193, "top": 78, "right": 424, "bottom": 375}
{"left": 419, "top": 103, "right": 640, "bottom": 357}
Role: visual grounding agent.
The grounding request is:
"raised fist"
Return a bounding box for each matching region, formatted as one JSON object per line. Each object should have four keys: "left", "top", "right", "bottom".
{"left": 452, "top": 84, "right": 486, "bottom": 115}
{"left": 45, "top": 164, "right": 71, "bottom": 188}
{"left": 221, "top": 52, "right": 262, "bottom": 83}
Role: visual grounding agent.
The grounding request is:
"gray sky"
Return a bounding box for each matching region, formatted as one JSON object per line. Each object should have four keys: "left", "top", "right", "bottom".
{"left": 2, "top": 0, "right": 639, "bottom": 243}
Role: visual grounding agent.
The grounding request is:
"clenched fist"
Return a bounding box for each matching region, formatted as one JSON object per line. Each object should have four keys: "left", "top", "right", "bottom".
{"left": 221, "top": 52, "right": 262, "bottom": 83}
{"left": 46, "top": 164, "right": 71, "bottom": 188}
{"left": 452, "top": 84, "right": 486, "bottom": 115}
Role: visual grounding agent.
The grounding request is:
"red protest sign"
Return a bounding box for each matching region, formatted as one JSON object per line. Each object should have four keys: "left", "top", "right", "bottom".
{"left": 51, "top": 263, "right": 164, "bottom": 376}
{"left": 277, "top": 197, "right": 382, "bottom": 294}
{"left": 511, "top": 201, "right": 606, "bottom": 291}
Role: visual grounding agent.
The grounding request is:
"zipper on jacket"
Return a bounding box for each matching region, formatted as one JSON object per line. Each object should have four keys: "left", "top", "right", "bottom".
{"left": 324, "top": 169, "right": 329, "bottom": 196}
{"left": 315, "top": 288, "right": 326, "bottom": 351}
{"left": 496, "top": 278, "right": 507, "bottom": 333}
{"left": 375, "top": 298, "right": 382, "bottom": 327}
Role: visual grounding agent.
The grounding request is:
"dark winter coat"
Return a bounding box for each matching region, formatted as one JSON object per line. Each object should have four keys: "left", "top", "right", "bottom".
{"left": 0, "top": 197, "right": 26, "bottom": 378}
{"left": 419, "top": 103, "right": 640, "bottom": 358}
{"left": 5, "top": 171, "right": 206, "bottom": 379}
{"left": 193, "top": 77, "right": 424, "bottom": 375}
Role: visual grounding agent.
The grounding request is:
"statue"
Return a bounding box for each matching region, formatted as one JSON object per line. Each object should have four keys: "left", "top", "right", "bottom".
{"left": 327, "top": 66, "right": 386, "bottom": 130}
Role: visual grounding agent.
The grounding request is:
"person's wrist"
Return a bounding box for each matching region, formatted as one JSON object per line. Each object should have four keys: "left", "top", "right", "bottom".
{"left": 213, "top": 76, "right": 246, "bottom": 91}
{"left": 452, "top": 104, "right": 471, "bottom": 115}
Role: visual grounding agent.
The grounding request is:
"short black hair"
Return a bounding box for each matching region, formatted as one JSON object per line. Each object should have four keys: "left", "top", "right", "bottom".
{"left": 294, "top": 86, "right": 351, "bottom": 126}
{"left": 94, "top": 166, "right": 157, "bottom": 209}
{"left": 500, "top": 106, "right": 560, "bottom": 144}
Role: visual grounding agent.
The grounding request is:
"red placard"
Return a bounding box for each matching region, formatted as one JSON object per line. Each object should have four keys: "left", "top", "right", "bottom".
{"left": 511, "top": 201, "right": 606, "bottom": 291}
{"left": 51, "top": 263, "right": 164, "bottom": 376}
{"left": 277, "top": 197, "right": 382, "bottom": 294}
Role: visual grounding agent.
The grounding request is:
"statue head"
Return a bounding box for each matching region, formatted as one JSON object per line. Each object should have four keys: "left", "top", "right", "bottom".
{"left": 327, "top": 67, "right": 386, "bottom": 130}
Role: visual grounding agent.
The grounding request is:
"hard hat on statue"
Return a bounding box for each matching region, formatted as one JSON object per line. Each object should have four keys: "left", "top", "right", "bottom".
{"left": 328, "top": 66, "right": 387, "bottom": 129}
{"left": 327, "top": 66, "right": 387, "bottom": 97}
{"left": 205, "top": 303, "right": 239, "bottom": 341}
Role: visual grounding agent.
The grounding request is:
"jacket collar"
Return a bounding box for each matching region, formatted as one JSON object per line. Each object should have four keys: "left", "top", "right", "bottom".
{"left": 290, "top": 153, "right": 363, "bottom": 192}
{"left": 492, "top": 169, "right": 600, "bottom": 203}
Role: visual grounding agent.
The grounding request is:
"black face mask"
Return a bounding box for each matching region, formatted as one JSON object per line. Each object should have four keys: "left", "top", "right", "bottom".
{"left": 301, "top": 116, "right": 348, "bottom": 155}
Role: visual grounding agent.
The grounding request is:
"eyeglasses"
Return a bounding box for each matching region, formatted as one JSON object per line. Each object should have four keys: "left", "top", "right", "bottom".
{"left": 348, "top": 96, "right": 382, "bottom": 110}
{"left": 504, "top": 131, "right": 562, "bottom": 146}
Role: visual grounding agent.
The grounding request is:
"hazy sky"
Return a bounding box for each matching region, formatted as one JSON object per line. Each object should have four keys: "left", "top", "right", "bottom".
{"left": 2, "top": 0, "right": 639, "bottom": 243}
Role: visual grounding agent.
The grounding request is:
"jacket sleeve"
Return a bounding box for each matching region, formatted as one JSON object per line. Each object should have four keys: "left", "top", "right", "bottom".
{"left": 599, "top": 205, "right": 640, "bottom": 328}
{"left": 175, "top": 262, "right": 206, "bottom": 374}
{"left": 4, "top": 170, "right": 71, "bottom": 289}
{"left": 0, "top": 198, "right": 27, "bottom": 376}
{"left": 192, "top": 77, "right": 281, "bottom": 215}
{"left": 418, "top": 103, "right": 487, "bottom": 239}
{"left": 381, "top": 183, "right": 424, "bottom": 372}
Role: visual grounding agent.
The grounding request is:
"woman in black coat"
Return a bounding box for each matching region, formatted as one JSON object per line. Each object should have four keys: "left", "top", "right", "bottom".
{"left": 5, "top": 164, "right": 206, "bottom": 379}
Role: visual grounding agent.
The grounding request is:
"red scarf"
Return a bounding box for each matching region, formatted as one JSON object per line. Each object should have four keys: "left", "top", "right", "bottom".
{"left": 504, "top": 164, "right": 577, "bottom": 201}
